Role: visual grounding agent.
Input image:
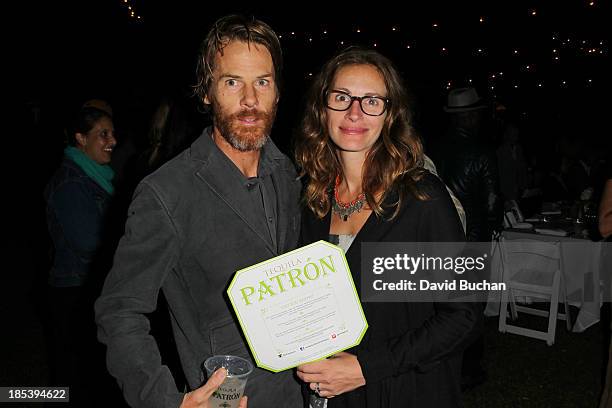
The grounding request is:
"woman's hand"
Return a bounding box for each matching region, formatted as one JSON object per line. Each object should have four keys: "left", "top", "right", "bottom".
{"left": 296, "top": 352, "right": 366, "bottom": 398}
{"left": 180, "top": 368, "right": 248, "bottom": 408}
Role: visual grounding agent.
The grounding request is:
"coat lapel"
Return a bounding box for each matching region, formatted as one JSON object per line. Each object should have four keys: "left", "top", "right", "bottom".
{"left": 345, "top": 210, "right": 395, "bottom": 258}
{"left": 303, "top": 192, "right": 401, "bottom": 290}
{"left": 192, "top": 133, "right": 276, "bottom": 256}
{"left": 304, "top": 195, "right": 399, "bottom": 256}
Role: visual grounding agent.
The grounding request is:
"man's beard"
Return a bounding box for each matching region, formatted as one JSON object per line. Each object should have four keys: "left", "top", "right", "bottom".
{"left": 212, "top": 104, "right": 277, "bottom": 152}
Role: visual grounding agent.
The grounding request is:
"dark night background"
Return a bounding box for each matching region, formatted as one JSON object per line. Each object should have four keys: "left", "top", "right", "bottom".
{"left": 5, "top": 1, "right": 610, "bottom": 407}
{"left": 16, "top": 0, "right": 609, "bottom": 140}
{"left": 13, "top": 0, "right": 610, "bottom": 189}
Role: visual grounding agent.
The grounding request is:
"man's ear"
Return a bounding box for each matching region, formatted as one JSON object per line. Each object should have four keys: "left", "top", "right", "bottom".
{"left": 204, "top": 94, "right": 211, "bottom": 105}
{"left": 75, "top": 132, "right": 87, "bottom": 148}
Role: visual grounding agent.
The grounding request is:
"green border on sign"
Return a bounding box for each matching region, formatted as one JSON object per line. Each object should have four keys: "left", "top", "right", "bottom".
{"left": 227, "top": 240, "right": 368, "bottom": 372}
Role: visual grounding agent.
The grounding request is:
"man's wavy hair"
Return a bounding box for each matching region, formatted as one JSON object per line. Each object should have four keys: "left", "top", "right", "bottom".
{"left": 295, "top": 46, "right": 426, "bottom": 219}
{"left": 193, "top": 15, "right": 283, "bottom": 111}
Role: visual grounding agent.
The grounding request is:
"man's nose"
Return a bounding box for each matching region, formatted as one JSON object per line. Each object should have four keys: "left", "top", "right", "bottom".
{"left": 241, "top": 84, "right": 258, "bottom": 108}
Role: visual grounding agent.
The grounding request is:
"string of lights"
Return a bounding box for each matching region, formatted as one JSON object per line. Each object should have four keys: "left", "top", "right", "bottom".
{"left": 272, "top": 5, "right": 605, "bottom": 95}
{"left": 113, "top": 2, "right": 604, "bottom": 96}
{"left": 120, "top": 0, "right": 142, "bottom": 21}
{"left": 291, "top": 29, "right": 604, "bottom": 92}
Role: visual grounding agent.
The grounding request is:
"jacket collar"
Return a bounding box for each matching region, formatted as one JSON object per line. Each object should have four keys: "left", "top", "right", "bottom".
{"left": 191, "top": 127, "right": 289, "bottom": 256}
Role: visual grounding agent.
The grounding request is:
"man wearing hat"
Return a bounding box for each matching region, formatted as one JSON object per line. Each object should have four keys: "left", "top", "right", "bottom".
{"left": 431, "top": 87, "right": 502, "bottom": 390}
{"left": 433, "top": 87, "right": 502, "bottom": 242}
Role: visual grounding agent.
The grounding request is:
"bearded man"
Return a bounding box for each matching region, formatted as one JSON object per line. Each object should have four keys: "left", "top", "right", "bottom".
{"left": 95, "top": 15, "right": 303, "bottom": 408}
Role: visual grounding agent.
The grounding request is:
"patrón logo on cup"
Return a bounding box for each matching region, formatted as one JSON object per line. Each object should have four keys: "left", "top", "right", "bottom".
{"left": 203, "top": 355, "right": 253, "bottom": 408}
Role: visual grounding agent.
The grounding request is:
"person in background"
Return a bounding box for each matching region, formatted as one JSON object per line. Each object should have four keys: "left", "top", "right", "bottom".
{"left": 431, "top": 87, "right": 502, "bottom": 391}
{"left": 44, "top": 107, "right": 117, "bottom": 406}
{"left": 95, "top": 15, "right": 302, "bottom": 408}
{"left": 295, "top": 46, "right": 479, "bottom": 408}
{"left": 127, "top": 95, "right": 201, "bottom": 188}
{"left": 599, "top": 175, "right": 612, "bottom": 239}
{"left": 598, "top": 165, "right": 611, "bottom": 408}
{"left": 496, "top": 122, "right": 527, "bottom": 204}
{"left": 423, "top": 154, "right": 467, "bottom": 233}
{"left": 146, "top": 97, "right": 200, "bottom": 171}
{"left": 432, "top": 87, "right": 502, "bottom": 242}
{"left": 82, "top": 98, "right": 113, "bottom": 117}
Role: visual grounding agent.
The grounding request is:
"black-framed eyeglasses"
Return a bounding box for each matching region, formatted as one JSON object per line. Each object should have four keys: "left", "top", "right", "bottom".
{"left": 326, "top": 90, "right": 389, "bottom": 116}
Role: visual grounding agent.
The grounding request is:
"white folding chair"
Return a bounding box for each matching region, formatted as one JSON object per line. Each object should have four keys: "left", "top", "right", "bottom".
{"left": 503, "top": 200, "right": 526, "bottom": 228}
{"left": 497, "top": 237, "right": 571, "bottom": 345}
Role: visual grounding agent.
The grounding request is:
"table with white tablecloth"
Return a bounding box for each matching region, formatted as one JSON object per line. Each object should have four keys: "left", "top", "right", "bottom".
{"left": 485, "top": 230, "right": 605, "bottom": 332}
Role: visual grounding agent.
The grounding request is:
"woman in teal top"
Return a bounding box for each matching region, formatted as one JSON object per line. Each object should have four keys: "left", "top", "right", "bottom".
{"left": 44, "top": 106, "right": 117, "bottom": 405}
{"left": 45, "top": 107, "right": 116, "bottom": 287}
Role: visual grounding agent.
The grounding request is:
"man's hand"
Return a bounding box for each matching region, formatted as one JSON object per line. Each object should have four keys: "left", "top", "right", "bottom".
{"left": 296, "top": 352, "right": 365, "bottom": 398}
{"left": 180, "top": 368, "right": 248, "bottom": 408}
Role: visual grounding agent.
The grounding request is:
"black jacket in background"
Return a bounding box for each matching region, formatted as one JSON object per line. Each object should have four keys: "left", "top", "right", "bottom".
{"left": 432, "top": 130, "right": 502, "bottom": 242}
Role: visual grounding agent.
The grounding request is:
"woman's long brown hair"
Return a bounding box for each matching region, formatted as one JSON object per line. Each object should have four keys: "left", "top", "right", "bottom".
{"left": 294, "top": 47, "right": 427, "bottom": 219}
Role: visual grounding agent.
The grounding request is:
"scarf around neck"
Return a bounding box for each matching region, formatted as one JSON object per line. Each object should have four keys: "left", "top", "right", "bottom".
{"left": 64, "top": 146, "right": 115, "bottom": 195}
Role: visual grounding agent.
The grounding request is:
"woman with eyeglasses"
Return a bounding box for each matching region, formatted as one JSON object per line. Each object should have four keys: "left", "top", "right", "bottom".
{"left": 294, "top": 47, "right": 479, "bottom": 407}
{"left": 44, "top": 106, "right": 117, "bottom": 405}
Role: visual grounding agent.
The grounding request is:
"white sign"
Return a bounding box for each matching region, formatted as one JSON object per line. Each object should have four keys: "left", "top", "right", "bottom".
{"left": 227, "top": 240, "right": 368, "bottom": 372}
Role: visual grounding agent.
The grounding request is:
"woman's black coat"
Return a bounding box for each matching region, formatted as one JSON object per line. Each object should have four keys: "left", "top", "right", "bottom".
{"left": 300, "top": 172, "right": 481, "bottom": 408}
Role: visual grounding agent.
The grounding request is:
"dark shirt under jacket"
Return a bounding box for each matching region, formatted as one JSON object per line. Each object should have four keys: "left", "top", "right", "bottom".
{"left": 300, "top": 172, "right": 480, "bottom": 408}
{"left": 95, "top": 128, "right": 303, "bottom": 408}
{"left": 245, "top": 173, "right": 278, "bottom": 253}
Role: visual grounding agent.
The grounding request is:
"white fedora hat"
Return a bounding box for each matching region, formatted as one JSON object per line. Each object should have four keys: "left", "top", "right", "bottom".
{"left": 444, "top": 87, "right": 486, "bottom": 113}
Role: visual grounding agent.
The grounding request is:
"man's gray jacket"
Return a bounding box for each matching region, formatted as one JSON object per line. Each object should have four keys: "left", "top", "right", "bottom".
{"left": 95, "top": 130, "right": 303, "bottom": 408}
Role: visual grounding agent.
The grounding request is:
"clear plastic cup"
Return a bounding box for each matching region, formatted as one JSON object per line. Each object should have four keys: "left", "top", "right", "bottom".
{"left": 203, "top": 355, "right": 254, "bottom": 408}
